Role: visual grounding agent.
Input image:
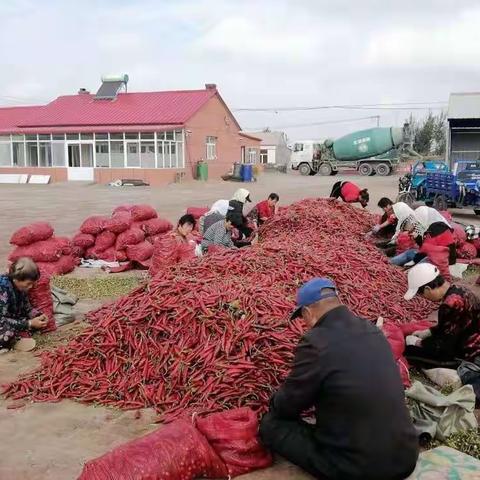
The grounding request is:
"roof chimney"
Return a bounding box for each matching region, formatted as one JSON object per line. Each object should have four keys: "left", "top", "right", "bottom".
{"left": 205, "top": 83, "right": 217, "bottom": 90}
{"left": 78, "top": 88, "right": 90, "bottom": 95}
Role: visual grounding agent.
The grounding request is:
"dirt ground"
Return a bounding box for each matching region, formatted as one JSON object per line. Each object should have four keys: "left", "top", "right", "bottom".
{"left": 0, "top": 171, "right": 479, "bottom": 479}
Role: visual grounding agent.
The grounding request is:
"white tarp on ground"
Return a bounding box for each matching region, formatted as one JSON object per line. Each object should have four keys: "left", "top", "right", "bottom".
{"left": 0, "top": 174, "right": 29, "bottom": 184}
{"left": 28, "top": 175, "right": 50, "bottom": 184}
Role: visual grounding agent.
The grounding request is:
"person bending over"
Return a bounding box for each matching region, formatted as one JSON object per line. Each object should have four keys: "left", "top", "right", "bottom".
{"left": 329, "top": 181, "right": 369, "bottom": 208}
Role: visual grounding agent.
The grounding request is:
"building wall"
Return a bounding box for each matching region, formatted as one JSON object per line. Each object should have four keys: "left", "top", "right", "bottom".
{"left": 94, "top": 168, "right": 185, "bottom": 186}
{"left": 448, "top": 119, "right": 480, "bottom": 163}
{"left": 0, "top": 167, "right": 68, "bottom": 182}
{"left": 185, "top": 95, "right": 260, "bottom": 179}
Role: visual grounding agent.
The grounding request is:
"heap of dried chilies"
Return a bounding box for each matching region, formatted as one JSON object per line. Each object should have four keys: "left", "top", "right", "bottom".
{"left": 3, "top": 199, "right": 434, "bottom": 420}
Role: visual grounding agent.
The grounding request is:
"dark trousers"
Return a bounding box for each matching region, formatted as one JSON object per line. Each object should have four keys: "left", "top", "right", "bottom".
{"left": 259, "top": 411, "right": 330, "bottom": 479}
{"left": 329, "top": 181, "right": 343, "bottom": 199}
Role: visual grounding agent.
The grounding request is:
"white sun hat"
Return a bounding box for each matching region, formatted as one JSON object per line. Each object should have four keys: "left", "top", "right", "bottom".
{"left": 404, "top": 263, "right": 440, "bottom": 300}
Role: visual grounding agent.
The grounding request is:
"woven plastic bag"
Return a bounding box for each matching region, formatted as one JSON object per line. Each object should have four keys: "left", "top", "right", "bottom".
{"left": 196, "top": 407, "right": 273, "bottom": 477}
{"left": 77, "top": 419, "right": 227, "bottom": 480}
{"left": 10, "top": 222, "right": 54, "bottom": 246}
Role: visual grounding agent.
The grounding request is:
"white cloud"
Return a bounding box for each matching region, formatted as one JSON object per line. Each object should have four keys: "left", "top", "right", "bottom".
{"left": 364, "top": 8, "right": 480, "bottom": 68}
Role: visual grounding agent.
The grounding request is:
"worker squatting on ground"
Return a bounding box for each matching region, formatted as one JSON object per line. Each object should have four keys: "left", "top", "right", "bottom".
{"left": 201, "top": 213, "right": 236, "bottom": 252}
{"left": 0, "top": 258, "right": 48, "bottom": 352}
{"left": 260, "top": 278, "right": 418, "bottom": 480}
{"left": 171, "top": 214, "right": 197, "bottom": 244}
{"left": 403, "top": 262, "right": 480, "bottom": 366}
{"left": 248, "top": 193, "right": 280, "bottom": 226}
{"left": 329, "top": 181, "right": 369, "bottom": 208}
{"left": 390, "top": 203, "right": 456, "bottom": 267}
{"left": 229, "top": 188, "right": 253, "bottom": 240}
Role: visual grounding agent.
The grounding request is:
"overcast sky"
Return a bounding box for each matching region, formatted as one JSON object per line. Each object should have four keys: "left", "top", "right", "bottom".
{"left": 2, "top": 0, "right": 480, "bottom": 140}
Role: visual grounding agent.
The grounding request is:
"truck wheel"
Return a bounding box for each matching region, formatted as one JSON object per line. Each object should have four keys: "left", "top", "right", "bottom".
{"left": 359, "top": 163, "right": 373, "bottom": 176}
{"left": 330, "top": 170, "right": 339, "bottom": 176}
{"left": 375, "top": 163, "right": 391, "bottom": 176}
{"left": 474, "top": 209, "right": 480, "bottom": 216}
{"left": 298, "top": 163, "right": 311, "bottom": 176}
{"left": 318, "top": 163, "right": 333, "bottom": 176}
{"left": 433, "top": 194, "right": 448, "bottom": 211}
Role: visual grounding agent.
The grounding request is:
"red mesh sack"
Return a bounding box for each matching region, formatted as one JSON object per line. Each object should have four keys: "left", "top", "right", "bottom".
{"left": 396, "top": 232, "right": 416, "bottom": 255}
{"left": 457, "top": 242, "right": 477, "bottom": 259}
{"left": 186, "top": 207, "right": 209, "bottom": 220}
{"left": 381, "top": 323, "right": 410, "bottom": 387}
{"left": 196, "top": 408, "right": 272, "bottom": 477}
{"left": 94, "top": 231, "right": 117, "bottom": 252}
{"left": 142, "top": 218, "right": 173, "bottom": 236}
{"left": 105, "top": 211, "right": 132, "bottom": 234}
{"left": 130, "top": 204, "right": 157, "bottom": 222}
{"left": 439, "top": 210, "right": 453, "bottom": 223}
{"left": 115, "top": 250, "right": 128, "bottom": 262}
{"left": 473, "top": 238, "right": 480, "bottom": 255}
{"left": 97, "top": 247, "right": 116, "bottom": 262}
{"left": 112, "top": 204, "right": 134, "bottom": 215}
{"left": 419, "top": 243, "right": 450, "bottom": 280}
{"left": 55, "top": 237, "right": 73, "bottom": 256}
{"left": 126, "top": 241, "right": 154, "bottom": 262}
{"left": 73, "top": 233, "right": 95, "bottom": 248}
{"left": 72, "top": 245, "right": 85, "bottom": 258}
{"left": 452, "top": 223, "right": 467, "bottom": 247}
{"left": 37, "top": 255, "right": 77, "bottom": 276}
{"left": 10, "top": 222, "right": 54, "bottom": 246}
{"left": 116, "top": 228, "right": 145, "bottom": 250}
{"left": 28, "top": 276, "right": 55, "bottom": 332}
{"left": 77, "top": 419, "right": 227, "bottom": 480}
{"left": 80, "top": 216, "right": 108, "bottom": 235}
{"left": 149, "top": 237, "right": 195, "bottom": 277}
{"left": 9, "top": 238, "right": 64, "bottom": 263}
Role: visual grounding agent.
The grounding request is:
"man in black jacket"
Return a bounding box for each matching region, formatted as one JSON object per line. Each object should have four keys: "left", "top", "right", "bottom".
{"left": 260, "top": 278, "right": 418, "bottom": 480}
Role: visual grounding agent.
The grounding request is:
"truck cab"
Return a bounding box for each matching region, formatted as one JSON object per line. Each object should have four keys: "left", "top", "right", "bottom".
{"left": 289, "top": 140, "right": 324, "bottom": 176}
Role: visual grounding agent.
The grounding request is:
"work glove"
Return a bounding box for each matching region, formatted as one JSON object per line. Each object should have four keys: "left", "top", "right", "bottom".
{"left": 406, "top": 335, "right": 422, "bottom": 346}
{"left": 412, "top": 329, "right": 432, "bottom": 340}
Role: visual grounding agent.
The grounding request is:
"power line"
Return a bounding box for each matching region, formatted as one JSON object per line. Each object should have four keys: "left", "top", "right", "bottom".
{"left": 246, "top": 115, "right": 379, "bottom": 131}
{"left": 234, "top": 101, "right": 447, "bottom": 112}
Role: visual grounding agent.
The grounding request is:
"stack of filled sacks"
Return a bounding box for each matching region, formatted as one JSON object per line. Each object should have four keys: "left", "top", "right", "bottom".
{"left": 8, "top": 222, "right": 77, "bottom": 332}
{"left": 72, "top": 204, "right": 173, "bottom": 268}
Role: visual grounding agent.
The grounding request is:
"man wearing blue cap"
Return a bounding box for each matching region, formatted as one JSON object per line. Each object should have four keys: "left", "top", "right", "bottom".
{"left": 260, "top": 278, "right": 418, "bottom": 480}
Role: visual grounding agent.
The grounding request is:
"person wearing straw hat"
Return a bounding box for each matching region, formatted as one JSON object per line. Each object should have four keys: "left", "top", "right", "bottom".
{"left": 0, "top": 258, "right": 48, "bottom": 352}
{"left": 404, "top": 262, "right": 480, "bottom": 366}
{"left": 260, "top": 278, "right": 418, "bottom": 480}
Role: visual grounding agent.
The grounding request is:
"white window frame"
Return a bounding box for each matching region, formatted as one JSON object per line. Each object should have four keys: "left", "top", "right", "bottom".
{"left": 248, "top": 148, "right": 257, "bottom": 164}
{"left": 206, "top": 136, "right": 217, "bottom": 160}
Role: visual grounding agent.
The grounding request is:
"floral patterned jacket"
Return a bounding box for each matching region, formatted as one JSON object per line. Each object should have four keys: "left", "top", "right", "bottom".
{"left": 424, "top": 285, "right": 480, "bottom": 361}
{"left": 0, "top": 274, "right": 36, "bottom": 331}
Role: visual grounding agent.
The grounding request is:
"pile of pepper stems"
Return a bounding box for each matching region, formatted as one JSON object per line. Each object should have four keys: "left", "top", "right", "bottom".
{"left": 3, "top": 199, "right": 434, "bottom": 421}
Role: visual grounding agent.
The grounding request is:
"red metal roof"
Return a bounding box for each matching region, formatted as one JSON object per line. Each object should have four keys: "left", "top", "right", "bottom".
{"left": 0, "top": 105, "right": 44, "bottom": 134}
{"left": 19, "top": 89, "right": 217, "bottom": 128}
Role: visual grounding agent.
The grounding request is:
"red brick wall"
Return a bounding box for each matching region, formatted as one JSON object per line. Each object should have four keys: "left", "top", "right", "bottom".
{"left": 94, "top": 168, "right": 185, "bottom": 186}
{"left": 185, "top": 94, "right": 261, "bottom": 180}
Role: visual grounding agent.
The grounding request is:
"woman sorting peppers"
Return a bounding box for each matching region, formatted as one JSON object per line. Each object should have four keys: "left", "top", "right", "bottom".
{"left": 0, "top": 257, "right": 48, "bottom": 352}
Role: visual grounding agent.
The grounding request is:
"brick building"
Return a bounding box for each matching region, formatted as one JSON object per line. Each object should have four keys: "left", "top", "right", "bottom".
{"left": 0, "top": 79, "right": 260, "bottom": 185}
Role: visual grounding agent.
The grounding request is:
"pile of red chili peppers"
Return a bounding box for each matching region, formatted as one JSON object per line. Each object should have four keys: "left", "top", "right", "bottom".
{"left": 3, "top": 199, "right": 434, "bottom": 420}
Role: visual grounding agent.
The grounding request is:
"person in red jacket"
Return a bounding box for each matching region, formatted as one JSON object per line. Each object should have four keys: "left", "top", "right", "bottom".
{"left": 254, "top": 193, "right": 279, "bottom": 226}
{"left": 329, "top": 181, "right": 369, "bottom": 208}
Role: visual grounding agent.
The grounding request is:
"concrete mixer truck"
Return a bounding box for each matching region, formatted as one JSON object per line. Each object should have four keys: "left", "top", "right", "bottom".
{"left": 290, "top": 125, "right": 408, "bottom": 176}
